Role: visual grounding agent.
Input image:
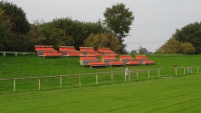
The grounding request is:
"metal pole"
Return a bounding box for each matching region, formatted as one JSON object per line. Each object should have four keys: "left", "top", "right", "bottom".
{"left": 125, "top": 74, "right": 127, "bottom": 82}
{"left": 136, "top": 71, "right": 139, "bottom": 80}
{"left": 96, "top": 74, "right": 98, "bottom": 85}
{"left": 148, "top": 70, "right": 150, "bottom": 79}
{"left": 13, "top": 79, "right": 16, "bottom": 92}
{"left": 175, "top": 68, "right": 177, "bottom": 76}
{"left": 184, "top": 67, "right": 186, "bottom": 75}
{"left": 60, "top": 76, "right": 62, "bottom": 87}
{"left": 38, "top": 78, "right": 41, "bottom": 90}
{"left": 78, "top": 75, "right": 81, "bottom": 86}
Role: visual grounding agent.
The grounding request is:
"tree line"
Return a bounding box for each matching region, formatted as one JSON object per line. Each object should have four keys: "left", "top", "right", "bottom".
{"left": 156, "top": 22, "right": 201, "bottom": 54}
{"left": 1, "top": 1, "right": 201, "bottom": 54}
{"left": 0, "top": 1, "right": 134, "bottom": 53}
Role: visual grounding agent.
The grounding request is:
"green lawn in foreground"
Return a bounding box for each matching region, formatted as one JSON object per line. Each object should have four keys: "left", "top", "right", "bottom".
{"left": 0, "top": 73, "right": 201, "bottom": 113}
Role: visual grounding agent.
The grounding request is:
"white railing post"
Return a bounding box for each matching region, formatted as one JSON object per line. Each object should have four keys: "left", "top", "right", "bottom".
{"left": 148, "top": 70, "right": 150, "bottom": 79}
{"left": 125, "top": 74, "right": 127, "bottom": 82}
{"left": 174, "top": 68, "right": 178, "bottom": 76}
{"left": 136, "top": 71, "right": 139, "bottom": 80}
{"left": 78, "top": 75, "right": 81, "bottom": 86}
{"left": 3, "top": 52, "right": 6, "bottom": 56}
{"left": 96, "top": 74, "right": 98, "bottom": 85}
{"left": 38, "top": 78, "right": 41, "bottom": 90}
{"left": 13, "top": 79, "right": 16, "bottom": 92}
{"left": 60, "top": 76, "right": 62, "bottom": 88}
{"left": 184, "top": 67, "right": 186, "bottom": 75}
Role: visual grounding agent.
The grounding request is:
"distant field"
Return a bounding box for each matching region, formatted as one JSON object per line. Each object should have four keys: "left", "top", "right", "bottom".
{"left": 1, "top": 73, "right": 201, "bottom": 113}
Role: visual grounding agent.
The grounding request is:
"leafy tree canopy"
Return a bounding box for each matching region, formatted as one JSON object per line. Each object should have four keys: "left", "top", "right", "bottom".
{"left": 30, "top": 18, "right": 109, "bottom": 50}
{"left": 103, "top": 3, "right": 134, "bottom": 42}
{"left": 0, "top": 1, "right": 30, "bottom": 51}
{"left": 84, "top": 33, "right": 123, "bottom": 53}
{"left": 155, "top": 38, "right": 195, "bottom": 54}
{"left": 0, "top": 1, "right": 30, "bottom": 34}
{"left": 173, "top": 22, "right": 201, "bottom": 54}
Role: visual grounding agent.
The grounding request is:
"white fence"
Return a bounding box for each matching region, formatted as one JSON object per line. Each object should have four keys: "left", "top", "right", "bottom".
{"left": 0, "top": 69, "right": 161, "bottom": 93}
{"left": 174, "top": 66, "right": 200, "bottom": 76}
{"left": 0, "top": 51, "right": 35, "bottom": 56}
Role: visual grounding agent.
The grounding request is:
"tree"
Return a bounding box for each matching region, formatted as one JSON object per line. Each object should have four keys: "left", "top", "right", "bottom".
{"left": 173, "top": 22, "right": 201, "bottom": 54}
{"left": 139, "top": 47, "right": 149, "bottom": 54}
{"left": 83, "top": 33, "right": 123, "bottom": 52}
{"left": 155, "top": 38, "right": 195, "bottom": 54}
{"left": 0, "top": 1, "right": 30, "bottom": 34}
{"left": 130, "top": 50, "right": 138, "bottom": 54}
{"left": 0, "top": 1, "right": 30, "bottom": 51}
{"left": 103, "top": 3, "right": 134, "bottom": 42}
{"left": 31, "top": 18, "right": 109, "bottom": 50}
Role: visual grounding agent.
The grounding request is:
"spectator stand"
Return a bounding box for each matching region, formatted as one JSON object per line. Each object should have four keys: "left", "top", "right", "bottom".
{"left": 135, "top": 55, "right": 155, "bottom": 65}
{"left": 79, "top": 47, "right": 101, "bottom": 57}
{"left": 59, "top": 46, "right": 82, "bottom": 57}
{"left": 119, "top": 55, "right": 140, "bottom": 65}
{"left": 101, "top": 56, "right": 125, "bottom": 66}
{"left": 79, "top": 57, "right": 107, "bottom": 68}
{"left": 34, "top": 45, "right": 62, "bottom": 58}
{"left": 98, "top": 47, "right": 117, "bottom": 56}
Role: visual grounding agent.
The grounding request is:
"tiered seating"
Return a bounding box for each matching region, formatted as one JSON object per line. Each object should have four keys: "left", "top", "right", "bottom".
{"left": 79, "top": 47, "right": 101, "bottom": 57}
{"left": 43, "top": 52, "right": 62, "bottom": 58}
{"left": 101, "top": 56, "right": 125, "bottom": 66}
{"left": 59, "top": 46, "right": 82, "bottom": 57}
{"left": 79, "top": 57, "right": 107, "bottom": 67}
{"left": 34, "top": 45, "right": 59, "bottom": 57}
{"left": 98, "top": 47, "right": 117, "bottom": 56}
{"left": 119, "top": 55, "right": 140, "bottom": 65}
{"left": 135, "top": 55, "right": 154, "bottom": 65}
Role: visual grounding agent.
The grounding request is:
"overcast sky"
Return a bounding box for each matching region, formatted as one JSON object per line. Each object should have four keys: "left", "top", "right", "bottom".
{"left": 6, "top": 0, "right": 201, "bottom": 52}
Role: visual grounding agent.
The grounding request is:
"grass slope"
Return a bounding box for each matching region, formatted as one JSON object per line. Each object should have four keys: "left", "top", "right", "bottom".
{"left": 1, "top": 54, "right": 201, "bottom": 78}
{"left": 1, "top": 54, "right": 201, "bottom": 93}
{"left": 0, "top": 73, "right": 201, "bottom": 113}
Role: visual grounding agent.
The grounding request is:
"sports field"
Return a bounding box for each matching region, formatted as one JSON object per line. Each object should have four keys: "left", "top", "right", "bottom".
{"left": 1, "top": 54, "right": 201, "bottom": 112}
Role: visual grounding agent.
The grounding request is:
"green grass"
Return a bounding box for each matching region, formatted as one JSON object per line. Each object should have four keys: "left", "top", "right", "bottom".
{"left": 1, "top": 54, "right": 201, "bottom": 93}
{"left": 1, "top": 73, "right": 201, "bottom": 113}
{"left": 1, "top": 54, "right": 201, "bottom": 112}
{"left": 1, "top": 54, "right": 201, "bottom": 78}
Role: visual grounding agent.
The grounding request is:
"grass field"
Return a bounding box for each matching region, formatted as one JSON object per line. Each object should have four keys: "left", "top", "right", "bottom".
{"left": 1, "top": 73, "right": 201, "bottom": 113}
{"left": 1, "top": 54, "right": 201, "bottom": 112}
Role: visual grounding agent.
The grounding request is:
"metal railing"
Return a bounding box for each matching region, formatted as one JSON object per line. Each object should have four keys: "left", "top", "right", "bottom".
{"left": 0, "top": 69, "right": 161, "bottom": 93}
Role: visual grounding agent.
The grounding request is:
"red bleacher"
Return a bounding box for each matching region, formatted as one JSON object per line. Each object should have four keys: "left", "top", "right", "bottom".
{"left": 79, "top": 57, "right": 107, "bottom": 67}
{"left": 43, "top": 52, "right": 62, "bottom": 57}
{"left": 135, "top": 55, "right": 155, "bottom": 65}
{"left": 101, "top": 56, "right": 125, "bottom": 66}
{"left": 119, "top": 55, "right": 140, "bottom": 65}
{"left": 34, "top": 45, "right": 55, "bottom": 51}
{"left": 59, "top": 46, "right": 82, "bottom": 57}
{"left": 142, "top": 60, "right": 155, "bottom": 65}
{"left": 98, "top": 47, "right": 117, "bottom": 56}
{"left": 80, "top": 47, "right": 101, "bottom": 57}
{"left": 34, "top": 45, "right": 61, "bottom": 57}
